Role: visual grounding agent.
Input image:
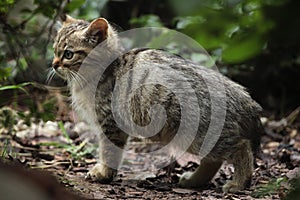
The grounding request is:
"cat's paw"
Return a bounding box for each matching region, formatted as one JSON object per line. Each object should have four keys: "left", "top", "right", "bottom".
{"left": 85, "top": 163, "right": 117, "bottom": 183}
{"left": 179, "top": 172, "right": 198, "bottom": 188}
{"left": 222, "top": 181, "right": 243, "bottom": 193}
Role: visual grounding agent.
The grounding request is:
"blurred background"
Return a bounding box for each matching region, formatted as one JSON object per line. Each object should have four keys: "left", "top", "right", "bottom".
{"left": 0, "top": 0, "right": 299, "bottom": 120}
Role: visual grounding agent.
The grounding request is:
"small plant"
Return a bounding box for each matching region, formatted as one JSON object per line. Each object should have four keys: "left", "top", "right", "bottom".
{"left": 0, "top": 82, "right": 32, "bottom": 93}
{"left": 40, "top": 121, "right": 96, "bottom": 160}
{"left": 0, "top": 139, "right": 17, "bottom": 160}
{"left": 252, "top": 177, "right": 289, "bottom": 198}
{"left": 0, "top": 139, "right": 9, "bottom": 158}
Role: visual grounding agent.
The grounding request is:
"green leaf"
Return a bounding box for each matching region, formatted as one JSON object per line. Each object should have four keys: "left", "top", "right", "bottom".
{"left": 175, "top": 16, "right": 205, "bottom": 29}
{"left": 252, "top": 177, "right": 288, "bottom": 198}
{"left": 222, "top": 34, "right": 265, "bottom": 63}
{"left": 58, "top": 121, "right": 73, "bottom": 145}
{"left": 146, "top": 31, "right": 177, "bottom": 49}
{"left": 0, "top": 0, "right": 15, "bottom": 14}
{"left": 130, "top": 15, "right": 163, "bottom": 27}
{"left": 39, "top": 142, "right": 69, "bottom": 148}
{"left": 65, "top": 0, "right": 86, "bottom": 12}
{"left": 0, "top": 67, "right": 12, "bottom": 81}
{"left": 0, "top": 82, "right": 32, "bottom": 93}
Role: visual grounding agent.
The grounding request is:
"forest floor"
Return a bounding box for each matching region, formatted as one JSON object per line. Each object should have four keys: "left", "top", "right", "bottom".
{"left": 0, "top": 106, "right": 300, "bottom": 200}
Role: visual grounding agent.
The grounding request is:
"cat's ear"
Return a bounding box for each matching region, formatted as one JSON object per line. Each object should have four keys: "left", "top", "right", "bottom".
{"left": 60, "top": 14, "right": 77, "bottom": 25}
{"left": 86, "top": 18, "right": 109, "bottom": 39}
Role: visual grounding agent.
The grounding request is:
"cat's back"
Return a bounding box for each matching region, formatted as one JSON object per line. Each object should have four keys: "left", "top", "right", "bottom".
{"left": 112, "top": 48, "right": 262, "bottom": 138}
{"left": 116, "top": 48, "right": 260, "bottom": 113}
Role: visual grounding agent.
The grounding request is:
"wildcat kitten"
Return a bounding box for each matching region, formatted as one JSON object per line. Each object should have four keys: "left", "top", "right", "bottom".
{"left": 52, "top": 15, "right": 263, "bottom": 193}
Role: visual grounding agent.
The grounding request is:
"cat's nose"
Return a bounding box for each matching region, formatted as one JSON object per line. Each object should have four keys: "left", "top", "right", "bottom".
{"left": 52, "top": 57, "right": 60, "bottom": 69}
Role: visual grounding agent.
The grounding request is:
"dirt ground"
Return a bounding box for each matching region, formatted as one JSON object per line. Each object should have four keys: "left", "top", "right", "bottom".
{"left": 0, "top": 106, "right": 300, "bottom": 199}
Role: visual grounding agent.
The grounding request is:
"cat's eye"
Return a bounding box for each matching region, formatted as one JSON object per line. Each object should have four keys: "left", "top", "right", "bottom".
{"left": 63, "top": 50, "right": 74, "bottom": 60}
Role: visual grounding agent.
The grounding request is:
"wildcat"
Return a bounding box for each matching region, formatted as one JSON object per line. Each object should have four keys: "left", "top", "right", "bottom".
{"left": 51, "top": 15, "right": 263, "bottom": 193}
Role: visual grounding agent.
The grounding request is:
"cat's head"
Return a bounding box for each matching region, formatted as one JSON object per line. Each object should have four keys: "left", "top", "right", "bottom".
{"left": 52, "top": 15, "right": 116, "bottom": 81}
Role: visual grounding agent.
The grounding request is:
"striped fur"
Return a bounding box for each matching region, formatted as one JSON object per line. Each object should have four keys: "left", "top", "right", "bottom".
{"left": 52, "top": 16, "right": 263, "bottom": 193}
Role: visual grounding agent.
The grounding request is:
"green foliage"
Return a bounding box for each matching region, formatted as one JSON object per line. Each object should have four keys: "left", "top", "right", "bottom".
{"left": 0, "top": 82, "right": 31, "bottom": 93}
{"left": 0, "top": 107, "right": 18, "bottom": 131}
{"left": 25, "top": 96, "right": 56, "bottom": 122}
{"left": 0, "top": 0, "right": 91, "bottom": 83}
{"left": 0, "top": 0, "right": 15, "bottom": 14}
{"left": 58, "top": 121, "right": 72, "bottom": 144}
{"left": 170, "top": 0, "right": 286, "bottom": 63}
{"left": 174, "top": 16, "right": 205, "bottom": 29}
{"left": 37, "top": 98, "right": 56, "bottom": 121}
{"left": 34, "top": 0, "right": 62, "bottom": 17}
{"left": 0, "top": 0, "right": 95, "bottom": 120}
{"left": 126, "top": 0, "right": 289, "bottom": 64}
{"left": 0, "top": 0, "right": 298, "bottom": 116}
{"left": 130, "top": 15, "right": 164, "bottom": 27}
{"left": 144, "top": 30, "right": 215, "bottom": 67}
{"left": 40, "top": 121, "right": 96, "bottom": 160}
{"left": 0, "top": 140, "right": 9, "bottom": 158}
{"left": 0, "top": 67, "right": 12, "bottom": 81}
{"left": 65, "top": 0, "right": 85, "bottom": 13}
{"left": 0, "top": 139, "right": 17, "bottom": 160}
{"left": 75, "top": 0, "right": 107, "bottom": 20}
{"left": 252, "top": 177, "right": 288, "bottom": 198}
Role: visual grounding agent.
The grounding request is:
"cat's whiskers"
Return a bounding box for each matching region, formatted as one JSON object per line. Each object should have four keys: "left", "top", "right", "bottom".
{"left": 65, "top": 71, "right": 73, "bottom": 87}
{"left": 46, "top": 68, "right": 56, "bottom": 84}
{"left": 70, "top": 70, "right": 88, "bottom": 89}
{"left": 51, "top": 15, "right": 263, "bottom": 192}
{"left": 76, "top": 71, "right": 88, "bottom": 87}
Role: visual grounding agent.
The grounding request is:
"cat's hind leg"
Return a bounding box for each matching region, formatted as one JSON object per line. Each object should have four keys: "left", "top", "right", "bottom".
{"left": 222, "top": 140, "right": 254, "bottom": 193}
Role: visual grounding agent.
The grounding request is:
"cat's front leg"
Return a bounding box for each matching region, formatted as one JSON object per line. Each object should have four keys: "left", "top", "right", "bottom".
{"left": 86, "top": 163, "right": 117, "bottom": 183}
{"left": 86, "top": 131, "right": 128, "bottom": 183}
